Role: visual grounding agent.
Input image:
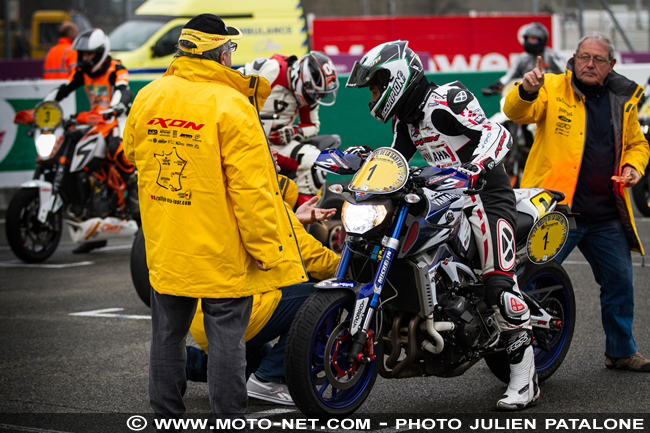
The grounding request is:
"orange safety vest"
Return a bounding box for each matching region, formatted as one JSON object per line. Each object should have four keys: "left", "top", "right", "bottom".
{"left": 82, "top": 59, "right": 129, "bottom": 109}
{"left": 43, "top": 38, "right": 78, "bottom": 80}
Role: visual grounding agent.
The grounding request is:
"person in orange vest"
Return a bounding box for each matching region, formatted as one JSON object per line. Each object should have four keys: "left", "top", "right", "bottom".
{"left": 43, "top": 22, "right": 79, "bottom": 80}
{"left": 44, "top": 28, "right": 136, "bottom": 254}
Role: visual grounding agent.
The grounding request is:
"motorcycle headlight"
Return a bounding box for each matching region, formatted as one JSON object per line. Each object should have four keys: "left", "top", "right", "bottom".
{"left": 35, "top": 133, "right": 57, "bottom": 158}
{"left": 341, "top": 201, "right": 388, "bottom": 234}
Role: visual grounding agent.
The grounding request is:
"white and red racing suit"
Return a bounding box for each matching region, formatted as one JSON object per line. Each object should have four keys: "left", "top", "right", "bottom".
{"left": 241, "top": 54, "right": 327, "bottom": 203}
{"left": 392, "top": 79, "right": 532, "bottom": 360}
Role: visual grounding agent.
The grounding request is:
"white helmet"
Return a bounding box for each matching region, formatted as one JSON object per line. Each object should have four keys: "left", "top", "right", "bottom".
{"left": 346, "top": 40, "right": 424, "bottom": 123}
{"left": 72, "top": 28, "right": 111, "bottom": 75}
{"left": 290, "top": 51, "right": 339, "bottom": 106}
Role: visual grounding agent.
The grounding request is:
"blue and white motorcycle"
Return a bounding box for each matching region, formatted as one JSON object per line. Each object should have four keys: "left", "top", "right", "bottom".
{"left": 285, "top": 147, "right": 575, "bottom": 417}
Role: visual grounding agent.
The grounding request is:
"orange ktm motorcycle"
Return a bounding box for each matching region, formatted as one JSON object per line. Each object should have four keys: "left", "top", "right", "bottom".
{"left": 6, "top": 101, "right": 139, "bottom": 263}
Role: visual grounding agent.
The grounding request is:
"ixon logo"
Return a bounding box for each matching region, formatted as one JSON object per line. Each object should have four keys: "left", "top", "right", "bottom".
{"left": 147, "top": 118, "right": 204, "bottom": 130}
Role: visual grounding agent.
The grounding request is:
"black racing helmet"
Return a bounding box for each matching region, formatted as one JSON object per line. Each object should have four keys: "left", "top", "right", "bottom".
{"left": 521, "top": 22, "right": 549, "bottom": 56}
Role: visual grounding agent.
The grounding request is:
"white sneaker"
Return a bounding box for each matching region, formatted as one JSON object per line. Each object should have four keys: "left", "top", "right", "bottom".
{"left": 246, "top": 375, "right": 294, "bottom": 406}
{"left": 496, "top": 345, "right": 540, "bottom": 410}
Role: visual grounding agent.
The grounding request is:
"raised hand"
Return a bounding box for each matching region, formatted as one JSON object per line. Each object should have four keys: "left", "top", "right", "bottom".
{"left": 521, "top": 56, "right": 545, "bottom": 94}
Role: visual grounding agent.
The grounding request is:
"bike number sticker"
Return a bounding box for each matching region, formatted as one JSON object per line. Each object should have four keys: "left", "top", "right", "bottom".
{"left": 34, "top": 101, "right": 63, "bottom": 131}
{"left": 349, "top": 147, "right": 408, "bottom": 194}
{"left": 527, "top": 212, "right": 569, "bottom": 264}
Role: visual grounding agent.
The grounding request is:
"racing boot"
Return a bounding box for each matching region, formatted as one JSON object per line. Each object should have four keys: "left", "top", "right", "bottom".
{"left": 486, "top": 275, "right": 539, "bottom": 410}
{"left": 496, "top": 329, "right": 540, "bottom": 410}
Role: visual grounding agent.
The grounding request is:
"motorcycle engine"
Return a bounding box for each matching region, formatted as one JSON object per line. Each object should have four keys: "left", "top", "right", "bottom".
{"left": 438, "top": 292, "right": 483, "bottom": 348}
{"left": 90, "top": 181, "right": 117, "bottom": 218}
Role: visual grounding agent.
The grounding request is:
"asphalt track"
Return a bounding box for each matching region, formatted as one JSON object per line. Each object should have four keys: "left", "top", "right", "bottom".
{"left": 0, "top": 202, "right": 649, "bottom": 432}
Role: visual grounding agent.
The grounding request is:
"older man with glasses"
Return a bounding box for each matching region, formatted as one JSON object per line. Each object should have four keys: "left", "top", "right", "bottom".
{"left": 504, "top": 32, "right": 650, "bottom": 373}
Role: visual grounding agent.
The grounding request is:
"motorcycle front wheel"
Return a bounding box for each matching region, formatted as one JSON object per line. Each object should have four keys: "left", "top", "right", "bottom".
{"left": 632, "top": 172, "right": 650, "bottom": 217}
{"left": 285, "top": 289, "right": 379, "bottom": 419}
{"left": 5, "top": 188, "right": 63, "bottom": 263}
{"left": 485, "top": 260, "right": 575, "bottom": 383}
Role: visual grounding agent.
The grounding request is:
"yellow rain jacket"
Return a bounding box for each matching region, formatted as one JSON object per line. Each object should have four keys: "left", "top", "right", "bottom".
{"left": 124, "top": 56, "right": 307, "bottom": 298}
{"left": 505, "top": 62, "right": 649, "bottom": 253}
{"left": 190, "top": 177, "right": 341, "bottom": 349}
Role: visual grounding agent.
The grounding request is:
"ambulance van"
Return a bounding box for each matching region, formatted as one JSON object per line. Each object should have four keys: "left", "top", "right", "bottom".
{"left": 108, "top": 0, "right": 309, "bottom": 75}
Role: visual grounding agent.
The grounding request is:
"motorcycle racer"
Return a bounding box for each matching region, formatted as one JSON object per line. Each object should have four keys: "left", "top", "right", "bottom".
{"left": 346, "top": 40, "right": 538, "bottom": 410}
{"left": 44, "top": 28, "right": 137, "bottom": 251}
{"left": 486, "top": 22, "right": 564, "bottom": 94}
{"left": 240, "top": 51, "right": 339, "bottom": 204}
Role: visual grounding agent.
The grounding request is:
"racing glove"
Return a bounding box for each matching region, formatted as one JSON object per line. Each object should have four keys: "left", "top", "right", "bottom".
{"left": 269, "top": 125, "right": 304, "bottom": 146}
{"left": 458, "top": 157, "right": 494, "bottom": 190}
{"left": 343, "top": 145, "right": 373, "bottom": 160}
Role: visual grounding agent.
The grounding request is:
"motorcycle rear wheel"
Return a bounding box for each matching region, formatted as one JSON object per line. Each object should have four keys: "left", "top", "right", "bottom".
{"left": 485, "top": 260, "right": 575, "bottom": 383}
{"left": 285, "top": 289, "right": 379, "bottom": 418}
{"left": 632, "top": 172, "right": 650, "bottom": 217}
{"left": 130, "top": 227, "right": 151, "bottom": 307}
{"left": 6, "top": 188, "right": 63, "bottom": 263}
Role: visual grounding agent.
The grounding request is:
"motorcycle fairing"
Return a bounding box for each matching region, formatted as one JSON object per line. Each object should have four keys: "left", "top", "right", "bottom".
{"left": 65, "top": 216, "right": 139, "bottom": 243}
{"left": 20, "top": 179, "right": 64, "bottom": 224}
{"left": 418, "top": 166, "right": 469, "bottom": 191}
{"left": 314, "top": 148, "right": 361, "bottom": 175}
{"left": 421, "top": 187, "right": 464, "bottom": 225}
{"left": 70, "top": 132, "right": 107, "bottom": 173}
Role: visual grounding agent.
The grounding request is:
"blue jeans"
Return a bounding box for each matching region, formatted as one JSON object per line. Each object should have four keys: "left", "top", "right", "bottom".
{"left": 554, "top": 217, "right": 637, "bottom": 357}
{"left": 246, "top": 283, "right": 318, "bottom": 383}
{"left": 185, "top": 283, "right": 318, "bottom": 384}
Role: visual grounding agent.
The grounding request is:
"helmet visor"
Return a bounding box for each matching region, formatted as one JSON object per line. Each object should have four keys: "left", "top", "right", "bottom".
{"left": 316, "top": 90, "right": 337, "bottom": 106}
{"left": 346, "top": 61, "right": 376, "bottom": 88}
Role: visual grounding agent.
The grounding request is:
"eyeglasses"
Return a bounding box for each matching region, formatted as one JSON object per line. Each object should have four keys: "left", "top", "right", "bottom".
{"left": 229, "top": 42, "right": 237, "bottom": 53}
{"left": 576, "top": 54, "right": 610, "bottom": 66}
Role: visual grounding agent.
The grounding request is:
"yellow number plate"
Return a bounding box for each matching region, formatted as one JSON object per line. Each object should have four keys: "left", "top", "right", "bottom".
{"left": 34, "top": 101, "right": 63, "bottom": 131}
{"left": 349, "top": 147, "right": 408, "bottom": 194}
{"left": 527, "top": 212, "right": 569, "bottom": 264}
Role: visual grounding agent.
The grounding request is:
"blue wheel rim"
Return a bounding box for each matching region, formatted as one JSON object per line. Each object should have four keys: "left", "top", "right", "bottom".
{"left": 522, "top": 272, "right": 571, "bottom": 372}
{"left": 309, "top": 298, "right": 376, "bottom": 409}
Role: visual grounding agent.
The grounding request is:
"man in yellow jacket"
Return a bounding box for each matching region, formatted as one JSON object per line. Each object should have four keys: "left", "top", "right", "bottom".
{"left": 505, "top": 33, "right": 650, "bottom": 372}
{"left": 187, "top": 173, "right": 340, "bottom": 406}
{"left": 124, "top": 14, "right": 307, "bottom": 427}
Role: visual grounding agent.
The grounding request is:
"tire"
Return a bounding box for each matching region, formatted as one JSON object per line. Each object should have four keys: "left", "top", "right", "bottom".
{"left": 5, "top": 188, "right": 63, "bottom": 263}
{"left": 285, "top": 289, "right": 378, "bottom": 418}
{"left": 632, "top": 172, "right": 650, "bottom": 217}
{"left": 485, "top": 260, "right": 575, "bottom": 383}
{"left": 130, "top": 227, "right": 151, "bottom": 307}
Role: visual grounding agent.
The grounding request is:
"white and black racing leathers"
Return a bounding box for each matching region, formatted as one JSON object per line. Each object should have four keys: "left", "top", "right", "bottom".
{"left": 392, "top": 80, "right": 532, "bottom": 353}
{"left": 241, "top": 54, "right": 327, "bottom": 200}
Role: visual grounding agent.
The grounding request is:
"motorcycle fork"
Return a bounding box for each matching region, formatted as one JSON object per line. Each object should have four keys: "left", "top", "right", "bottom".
{"left": 345, "top": 204, "right": 410, "bottom": 363}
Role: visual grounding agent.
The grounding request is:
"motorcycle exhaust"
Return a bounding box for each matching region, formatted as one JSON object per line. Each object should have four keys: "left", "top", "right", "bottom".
{"left": 420, "top": 315, "right": 455, "bottom": 355}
